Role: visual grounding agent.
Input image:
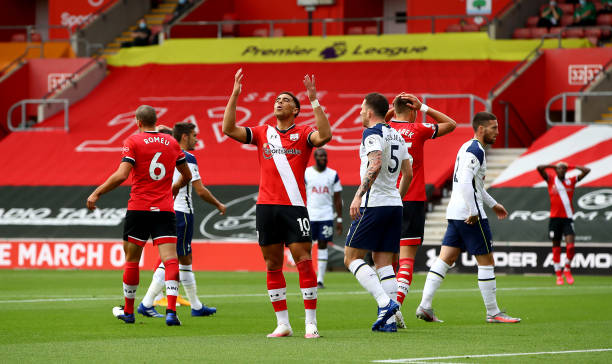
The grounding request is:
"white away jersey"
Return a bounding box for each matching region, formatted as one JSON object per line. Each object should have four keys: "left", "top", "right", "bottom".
{"left": 359, "top": 123, "right": 409, "bottom": 207}
{"left": 173, "top": 151, "right": 201, "bottom": 214}
{"left": 446, "top": 139, "right": 489, "bottom": 220}
{"left": 305, "top": 166, "right": 342, "bottom": 221}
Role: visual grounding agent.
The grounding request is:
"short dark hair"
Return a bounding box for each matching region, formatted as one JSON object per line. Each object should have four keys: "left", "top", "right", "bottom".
{"left": 472, "top": 111, "right": 497, "bottom": 131}
{"left": 135, "top": 105, "right": 157, "bottom": 126}
{"left": 279, "top": 92, "right": 300, "bottom": 117}
{"left": 158, "top": 128, "right": 173, "bottom": 136}
{"left": 392, "top": 96, "right": 413, "bottom": 115}
{"left": 364, "top": 92, "right": 389, "bottom": 118}
{"left": 173, "top": 122, "right": 196, "bottom": 142}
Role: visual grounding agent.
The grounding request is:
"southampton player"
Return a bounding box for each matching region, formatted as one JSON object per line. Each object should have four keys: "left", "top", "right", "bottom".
{"left": 305, "top": 148, "right": 343, "bottom": 288}
{"left": 138, "top": 123, "right": 226, "bottom": 318}
{"left": 86, "top": 105, "right": 191, "bottom": 326}
{"left": 345, "top": 93, "right": 412, "bottom": 332}
{"left": 537, "top": 162, "right": 590, "bottom": 285}
{"left": 386, "top": 93, "right": 456, "bottom": 327}
{"left": 222, "top": 69, "right": 332, "bottom": 338}
{"left": 416, "top": 111, "right": 520, "bottom": 324}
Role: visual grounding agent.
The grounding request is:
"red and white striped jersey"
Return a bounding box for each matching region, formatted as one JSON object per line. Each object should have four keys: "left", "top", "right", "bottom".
{"left": 546, "top": 173, "right": 578, "bottom": 218}
{"left": 246, "top": 123, "right": 315, "bottom": 206}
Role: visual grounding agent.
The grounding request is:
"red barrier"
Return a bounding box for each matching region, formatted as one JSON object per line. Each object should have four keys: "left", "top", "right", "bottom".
{"left": 0, "top": 240, "right": 307, "bottom": 271}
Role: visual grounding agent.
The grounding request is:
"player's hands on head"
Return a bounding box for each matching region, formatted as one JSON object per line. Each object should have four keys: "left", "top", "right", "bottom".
{"left": 217, "top": 203, "right": 227, "bottom": 215}
{"left": 400, "top": 93, "right": 421, "bottom": 110}
{"left": 464, "top": 214, "right": 479, "bottom": 225}
{"left": 349, "top": 197, "right": 362, "bottom": 220}
{"left": 86, "top": 193, "right": 99, "bottom": 211}
{"left": 492, "top": 204, "right": 508, "bottom": 220}
{"left": 303, "top": 74, "right": 317, "bottom": 101}
{"left": 232, "top": 68, "right": 243, "bottom": 96}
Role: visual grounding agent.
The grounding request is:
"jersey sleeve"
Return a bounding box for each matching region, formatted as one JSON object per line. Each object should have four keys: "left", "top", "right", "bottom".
{"left": 305, "top": 125, "right": 317, "bottom": 147}
{"left": 420, "top": 123, "right": 438, "bottom": 140}
{"left": 362, "top": 128, "right": 383, "bottom": 154}
{"left": 247, "top": 125, "right": 263, "bottom": 146}
{"left": 175, "top": 143, "right": 186, "bottom": 166}
{"left": 399, "top": 139, "right": 411, "bottom": 162}
{"left": 121, "top": 138, "right": 136, "bottom": 165}
{"left": 333, "top": 172, "right": 342, "bottom": 192}
{"left": 190, "top": 156, "right": 201, "bottom": 182}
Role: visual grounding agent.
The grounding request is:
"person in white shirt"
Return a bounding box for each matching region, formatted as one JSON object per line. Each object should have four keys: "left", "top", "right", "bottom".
{"left": 416, "top": 111, "right": 521, "bottom": 324}
{"left": 344, "top": 92, "right": 413, "bottom": 333}
{"left": 305, "top": 148, "right": 343, "bottom": 288}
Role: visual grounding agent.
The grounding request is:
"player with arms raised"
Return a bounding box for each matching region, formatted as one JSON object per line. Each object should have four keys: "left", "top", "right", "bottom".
{"left": 536, "top": 162, "right": 590, "bottom": 285}
{"left": 87, "top": 105, "right": 191, "bottom": 326}
{"left": 416, "top": 111, "right": 520, "bottom": 324}
{"left": 344, "top": 92, "right": 412, "bottom": 332}
{"left": 222, "top": 69, "right": 332, "bottom": 338}
{"left": 386, "top": 93, "right": 456, "bottom": 327}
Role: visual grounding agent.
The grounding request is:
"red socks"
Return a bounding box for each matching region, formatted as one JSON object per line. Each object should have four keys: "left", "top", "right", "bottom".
{"left": 552, "top": 246, "right": 561, "bottom": 264}
{"left": 267, "top": 269, "right": 287, "bottom": 312}
{"left": 396, "top": 258, "right": 414, "bottom": 305}
{"left": 164, "top": 258, "right": 179, "bottom": 311}
{"left": 565, "top": 243, "right": 575, "bottom": 270}
{"left": 297, "top": 259, "right": 317, "bottom": 309}
{"left": 123, "top": 261, "right": 139, "bottom": 314}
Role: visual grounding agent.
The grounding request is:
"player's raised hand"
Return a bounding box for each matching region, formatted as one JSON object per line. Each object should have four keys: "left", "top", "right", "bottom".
{"left": 232, "top": 68, "right": 243, "bottom": 96}
{"left": 86, "top": 193, "right": 99, "bottom": 211}
{"left": 492, "top": 204, "right": 508, "bottom": 220}
{"left": 399, "top": 93, "right": 422, "bottom": 111}
{"left": 303, "top": 74, "right": 317, "bottom": 101}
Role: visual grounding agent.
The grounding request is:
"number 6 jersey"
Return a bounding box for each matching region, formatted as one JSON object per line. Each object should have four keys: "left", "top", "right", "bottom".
{"left": 359, "top": 123, "right": 410, "bottom": 208}
{"left": 121, "top": 131, "right": 186, "bottom": 212}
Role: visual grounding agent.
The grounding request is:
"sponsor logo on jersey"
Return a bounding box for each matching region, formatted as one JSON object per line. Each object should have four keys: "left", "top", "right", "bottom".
{"left": 262, "top": 143, "right": 302, "bottom": 160}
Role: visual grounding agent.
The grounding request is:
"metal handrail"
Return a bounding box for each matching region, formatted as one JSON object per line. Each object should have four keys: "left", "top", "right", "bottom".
{"left": 499, "top": 100, "right": 535, "bottom": 147}
{"left": 74, "top": 1, "right": 119, "bottom": 32}
{"left": 0, "top": 24, "right": 73, "bottom": 42}
{"left": 419, "top": 93, "right": 490, "bottom": 124}
{"left": 580, "top": 57, "right": 612, "bottom": 92}
{"left": 7, "top": 99, "right": 69, "bottom": 132}
{"left": 166, "top": 14, "right": 490, "bottom": 39}
{"left": 545, "top": 91, "right": 612, "bottom": 125}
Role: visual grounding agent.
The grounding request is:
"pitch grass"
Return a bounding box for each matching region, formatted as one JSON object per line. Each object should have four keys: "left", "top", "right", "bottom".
{"left": 1, "top": 270, "right": 611, "bottom": 363}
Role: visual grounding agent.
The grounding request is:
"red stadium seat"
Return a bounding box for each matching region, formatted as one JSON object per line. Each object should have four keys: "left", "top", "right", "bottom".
{"left": 347, "top": 26, "right": 363, "bottom": 35}
{"left": 531, "top": 27, "right": 549, "bottom": 38}
{"left": 222, "top": 13, "right": 237, "bottom": 37}
{"left": 253, "top": 28, "right": 268, "bottom": 37}
{"left": 558, "top": 3, "right": 575, "bottom": 14}
{"left": 597, "top": 14, "right": 612, "bottom": 25}
{"left": 445, "top": 23, "right": 462, "bottom": 32}
{"left": 564, "top": 27, "right": 585, "bottom": 38}
{"left": 11, "top": 33, "right": 26, "bottom": 42}
{"left": 30, "top": 33, "right": 41, "bottom": 42}
{"left": 513, "top": 27, "right": 531, "bottom": 39}
{"left": 526, "top": 16, "right": 540, "bottom": 28}
{"left": 364, "top": 25, "right": 378, "bottom": 34}
{"left": 584, "top": 27, "right": 602, "bottom": 38}
{"left": 272, "top": 28, "right": 284, "bottom": 37}
{"left": 549, "top": 27, "right": 563, "bottom": 36}
{"left": 462, "top": 24, "right": 480, "bottom": 32}
{"left": 560, "top": 15, "right": 574, "bottom": 26}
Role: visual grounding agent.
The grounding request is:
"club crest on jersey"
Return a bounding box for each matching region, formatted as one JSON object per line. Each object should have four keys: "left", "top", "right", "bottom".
{"left": 290, "top": 133, "right": 299, "bottom": 141}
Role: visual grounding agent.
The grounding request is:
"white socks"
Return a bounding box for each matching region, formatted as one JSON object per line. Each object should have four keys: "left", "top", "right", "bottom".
{"left": 180, "top": 264, "right": 203, "bottom": 310}
{"left": 377, "top": 265, "right": 397, "bottom": 324}
{"left": 317, "top": 248, "right": 328, "bottom": 284}
{"left": 419, "top": 258, "right": 450, "bottom": 310}
{"left": 349, "top": 259, "right": 390, "bottom": 308}
{"left": 478, "top": 265, "right": 500, "bottom": 316}
{"left": 141, "top": 265, "right": 165, "bottom": 307}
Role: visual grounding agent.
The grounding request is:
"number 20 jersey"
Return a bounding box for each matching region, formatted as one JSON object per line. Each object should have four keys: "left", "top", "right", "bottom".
{"left": 121, "top": 131, "right": 186, "bottom": 212}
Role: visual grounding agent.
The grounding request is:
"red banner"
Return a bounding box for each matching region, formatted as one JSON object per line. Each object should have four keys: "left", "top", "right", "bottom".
{"left": 0, "top": 239, "right": 300, "bottom": 271}
{"left": 48, "top": 0, "right": 117, "bottom": 39}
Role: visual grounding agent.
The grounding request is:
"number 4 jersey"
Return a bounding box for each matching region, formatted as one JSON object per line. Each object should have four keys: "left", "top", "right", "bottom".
{"left": 121, "top": 131, "right": 186, "bottom": 212}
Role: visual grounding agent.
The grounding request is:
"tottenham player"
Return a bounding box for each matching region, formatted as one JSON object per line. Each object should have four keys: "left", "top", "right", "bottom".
{"left": 416, "top": 111, "right": 520, "bottom": 324}
{"left": 305, "top": 148, "right": 343, "bottom": 288}
{"left": 537, "top": 162, "right": 590, "bottom": 285}
{"left": 386, "top": 93, "right": 456, "bottom": 327}
{"left": 86, "top": 105, "right": 192, "bottom": 326}
{"left": 138, "top": 123, "right": 226, "bottom": 318}
{"left": 222, "top": 69, "right": 332, "bottom": 338}
{"left": 345, "top": 93, "right": 412, "bottom": 332}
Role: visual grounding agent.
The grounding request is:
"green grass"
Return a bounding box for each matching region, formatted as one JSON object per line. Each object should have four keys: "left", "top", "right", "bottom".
{"left": 1, "top": 270, "right": 611, "bottom": 363}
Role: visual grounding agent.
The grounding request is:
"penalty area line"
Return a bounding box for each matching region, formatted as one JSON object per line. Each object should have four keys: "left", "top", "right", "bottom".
{"left": 372, "top": 348, "right": 612, "bottom": 363}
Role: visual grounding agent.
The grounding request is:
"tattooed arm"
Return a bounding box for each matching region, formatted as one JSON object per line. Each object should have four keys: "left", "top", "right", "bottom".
{"left": 350, "top": 150, "right": 382, "bottom": 220}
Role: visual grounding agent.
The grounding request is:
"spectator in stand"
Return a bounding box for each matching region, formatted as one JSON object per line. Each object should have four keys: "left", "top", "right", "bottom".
{"left": 599, "top": 0, "right": 612, "bottom": 14}
{"left": 538, "top": 1, "right": 563, "bottom": 28}
{"left": 572, "top": 0, "right": 597, "bottom": 26}
{"left": 122, "top": 18, "right": 151, "bottom": 47}
{"left": 173, "top": 0, "right": 193, "bottom": 20}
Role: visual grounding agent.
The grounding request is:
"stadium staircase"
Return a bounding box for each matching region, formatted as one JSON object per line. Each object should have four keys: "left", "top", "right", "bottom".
{"left": 101, "top": 0, "right": 179, "bottom": 57}
{"left": 596, "top": 106, "right": 612, "bottom": 124}
{"left": 423, "top": 147, "right": 526, "bottom": 244}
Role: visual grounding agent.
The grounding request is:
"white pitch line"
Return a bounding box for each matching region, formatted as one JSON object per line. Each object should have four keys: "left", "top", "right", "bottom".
{"left": 1, "top": 285, "right": 610, "bottom": 304}
{"left": 372, "top": 348, "right": 612, "bottom": 363}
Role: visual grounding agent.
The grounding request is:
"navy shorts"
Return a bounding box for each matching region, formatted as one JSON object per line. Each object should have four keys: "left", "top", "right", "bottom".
{"left": 549, "top": 217, "right": 575, "bottom": 241}
{"left": 311, "top": 220, "right": 334, "bottom": 242}
{"left": 176, "top": 211, "right": 194, "bottom": 256}
{"left": 442, "top": 219, "right": 493, "bottom": 256}
{"left": 345, "top": 206, "right": 402, "bottom": 253}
